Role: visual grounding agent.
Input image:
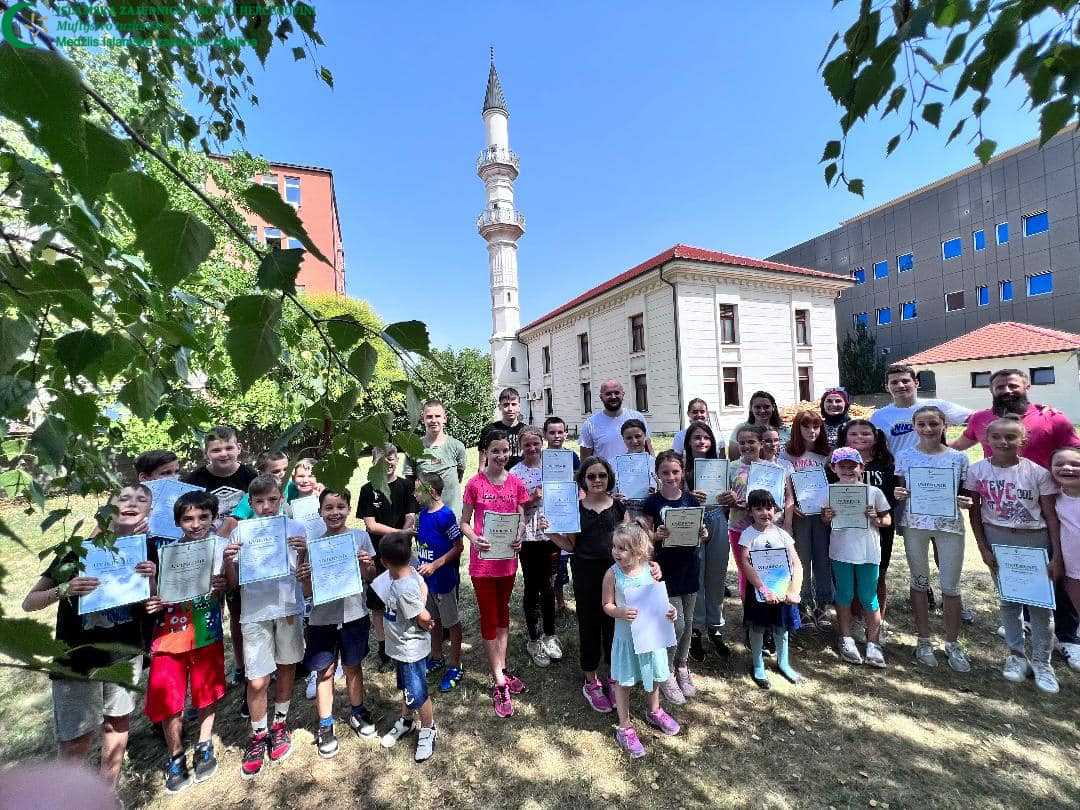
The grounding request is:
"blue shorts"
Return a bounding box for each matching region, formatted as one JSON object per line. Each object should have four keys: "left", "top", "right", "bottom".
{"left": 303, "top": 615, "right": 371, "bottom": 672}
{"left": 395, "top": 659, "right": 429, "bottom": 710}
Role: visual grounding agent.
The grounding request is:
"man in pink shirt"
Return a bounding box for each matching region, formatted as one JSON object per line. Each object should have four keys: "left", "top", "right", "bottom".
{"left": 952, "top": 367, "right": 1080, "bottom": 666}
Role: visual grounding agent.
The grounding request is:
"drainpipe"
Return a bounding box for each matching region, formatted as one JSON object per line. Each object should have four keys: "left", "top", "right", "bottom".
{"left": 658, "top": 266, "right": 685, "bottom": 430}
{"left": 515, "top": 334, "right": 533, "bottom": 424}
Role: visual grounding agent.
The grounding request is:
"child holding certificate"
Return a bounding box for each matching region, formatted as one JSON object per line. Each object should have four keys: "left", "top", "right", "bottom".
{"left": 643, "top": 451, "right": 707, "bottom": 705}
{"left": 544, "top": 416, "right": 579, "bottom": 623}
{"left": 602, "top": 522, "right": 681, "bottom": 758}
{"left": 893, "top": 405, "right": 973, "bottom": 671}
{"left": 966, "top": 415, "right": 1062, "bottom": 694}
{"left": 616, "top": 418, "right": 655, "bottom": 520}
{"left": 726, "top": 424, "right": 764, "bottom": 600}
{"left": 461, "top": 430, "right": 529, "bottom": 717}
{"left": 144, "top": 490, "right": 227, "bottom": 793}
{"left": 737, "top": 490, "right": 804, "bottom": 688}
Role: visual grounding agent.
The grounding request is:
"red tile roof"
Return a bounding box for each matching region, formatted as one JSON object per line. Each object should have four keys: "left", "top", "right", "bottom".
{"left": 901, "top": 322, "right": 1080, "bottom": 365}
{"left": 519, "top": 244, "right": 845, "bottom": 332}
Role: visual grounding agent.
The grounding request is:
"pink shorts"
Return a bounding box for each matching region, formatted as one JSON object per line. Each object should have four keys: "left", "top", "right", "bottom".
{"left": 472, "top": 575, "right": 515, "bottom": 640}
{"left": 144, "top": 642, "right": 226, "bottom": 723}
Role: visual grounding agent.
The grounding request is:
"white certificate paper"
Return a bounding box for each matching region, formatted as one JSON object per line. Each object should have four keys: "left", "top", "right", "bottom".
{"left": 749, "top": 547, "right": 793, "bottom": 603}
{"left": 480, "top": 512, "right": 520, "bottom": 560}
{"left": 542, "top": 481, "right": 581, "bottom": 533}
{"left": 157, "top": 537, "right": 214, "bottom": 604}
{"left": 694, "top": 458, "right": 730, "bottom": 504}
{"left": 78, "top": 534, "right": 150, "bottom": 615}
{"left": 623, "top": 580, "right": 677, "bottom": 654}
{"left": 370, "top": 570, "right": 392, "bottom": 604}
{"left": 146, "top": 478, "right": 205, "bottom": 539}
{"left": 791, "top": 467, "right": 830, "bottom": 515}
{"left": 541, "top": 449, "right": 576, "bottom": 483}
{"left": 613, "top": 453, "right": 652, "bottom": 500}
{"left": 829, "top": 484, "right": 869, "bottom": 529}
{"left": 298, "top": 514, "right": 327, "bottom": 543}
{"left": 289, "top": 495, "right": 320, "bottom": 520}
{"left": 747, "top": 462, "right": 787, "bottom": 507}
{"left": 907, "top": 466, "right": 958, "bottom": 518}
{"left": 307, "top": 532, "right": 363, "bottom": 606}
{"left": 993, "top": 545, "right": 1055, "bottom": 609}
{"left": 662, "top": 506, "right": 705, "bottom": 547}
{"left": 237, "top": 515, "right": 290, "bottom": 585}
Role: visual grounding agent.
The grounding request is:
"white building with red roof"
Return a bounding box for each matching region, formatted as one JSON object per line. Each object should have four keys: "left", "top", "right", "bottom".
{"left": 900, "top": 321, "right": 1080, "bottom": 414}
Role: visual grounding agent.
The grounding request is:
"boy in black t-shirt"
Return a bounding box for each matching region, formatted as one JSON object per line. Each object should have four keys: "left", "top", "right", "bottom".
{"left": 479, "top": 387, "right": 527, "bottom": 469}
{"left": 357, "top": 444, "right": 419, "bottom": 672}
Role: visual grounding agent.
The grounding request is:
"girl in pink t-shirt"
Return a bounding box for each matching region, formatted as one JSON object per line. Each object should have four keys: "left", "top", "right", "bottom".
{"left": 1052, "top": 447, "right": 1080, "bottom": 621}
{"left": 460, "top": 430, "right": 529, "bottom": 718}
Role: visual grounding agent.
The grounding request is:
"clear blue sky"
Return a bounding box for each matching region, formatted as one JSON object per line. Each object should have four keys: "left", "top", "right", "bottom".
{"left": 231, "top": 2, "right": 1038, "bottom": 351}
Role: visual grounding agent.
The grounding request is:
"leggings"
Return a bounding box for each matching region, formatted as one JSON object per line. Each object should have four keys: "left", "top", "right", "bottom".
{"left": 570, "top": 556, "right": 614, "bottom": 673}
{"left": 794, "top": 514, "right": 833, "bottom": 607}
{"left": 693, "top": 509, "right": 729, "bottom": 630}
{"left": 669, "top": 592, "right": 698, "bottom": 665}
{"left": 729, "top": 529, "right": 747, "bottom": 597}
{"left": 519, "top": 540, "right": 557, "bottom": 640}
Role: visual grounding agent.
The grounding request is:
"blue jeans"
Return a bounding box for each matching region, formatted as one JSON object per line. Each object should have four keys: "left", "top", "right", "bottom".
{"left": 694, "top": 508, "right": 729, "bottom": 630}
{"left": 395, "top": 659, "right": 429, "bottom": 710}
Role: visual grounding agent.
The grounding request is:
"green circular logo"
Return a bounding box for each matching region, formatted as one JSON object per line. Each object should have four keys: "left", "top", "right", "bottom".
{"left": 2, "top": 3, "right": 44, "bottom": 49}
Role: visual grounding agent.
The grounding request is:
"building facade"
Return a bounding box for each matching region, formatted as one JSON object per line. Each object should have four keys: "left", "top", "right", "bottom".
{"left": 769, "top": 128, "right": 1080, "bottom": 361}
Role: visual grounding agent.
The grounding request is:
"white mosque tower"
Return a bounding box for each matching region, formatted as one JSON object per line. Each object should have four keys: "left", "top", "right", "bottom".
{"left": 477, "top": 50, "right": 530, "bottom": 420}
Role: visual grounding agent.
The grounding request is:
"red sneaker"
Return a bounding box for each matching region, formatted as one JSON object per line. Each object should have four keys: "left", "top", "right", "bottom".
{"left": 240, "top": 732, "right": 267, "bottom": 779}
{"left": 268, "top": 721, "right": 292, "bottom": 762}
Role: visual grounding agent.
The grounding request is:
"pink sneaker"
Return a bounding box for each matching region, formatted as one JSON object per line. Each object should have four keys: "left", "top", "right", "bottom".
{"left": 502, "top": 669, "right": 525, "bottom": 694}
{"left": 582, "top": 680, "right": 613, "bottom": 713}
{"left": 492, "top": 684, "right": 514, "bottom": 718}
{"left": 605, "top": 677, "right": 618, "bottom": 705}
{"left": 645, "top": 707, "right": 681, "bottom": 736}
{"left": 614, "top": 725, "right": 645, "bottom": 758}
{"left": 674, "top": 665, "right": 696, "bottom": 698}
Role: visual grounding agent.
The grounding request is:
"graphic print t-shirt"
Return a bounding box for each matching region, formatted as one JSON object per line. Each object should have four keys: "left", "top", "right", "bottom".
{"left": 183, "top": 464, "right": 258, "bottom": 523}
{"left": 965, "top": 458, "right": 1057, "bottom": 530}
{"left": 869, "top": 399, "right": 971, "bottom": 457}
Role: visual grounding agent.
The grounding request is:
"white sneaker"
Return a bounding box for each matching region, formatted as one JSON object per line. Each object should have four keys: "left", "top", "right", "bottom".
{"left": 380, "top": 716, "right": 416, "bottom": 748}
{"left": 542, "top": 635, "right": 563, "bottom": 662}
{"left": 526, "top": 638, "right": 551, "bottom": 667}
{"left": 305, "top": 671, "right": 317, "bottom": 700}
{"left": 865, "top": 642, "right": 886, "bottom": 668}
{"left": 838, "top": 636, "right": 862, "bottom": 665}
{"left": 659, "top": 675, "right": 687, "bottom": 705}
{"left": 850, "top": 617, "right": 867, "bottom": 645}
{"left": 878, "top": 621, "right": 889, "bottom": 646}
{"left": 914, "top": 637, "right": 938, "bottom": 667}
{"left": 945, "top": 643, "right": 971, "bottom": 673}
{"left": 1057, "top": 641, "right": 1080, "bottom": 672}
{"left": 1002, "top": 654, "right": 1032, "bottom": 683}
{"left": 414, "top": 725, "right": 437, "bottom": 762}
{"left": 1033, "top": 663, "right": 1060, "bottom": 694}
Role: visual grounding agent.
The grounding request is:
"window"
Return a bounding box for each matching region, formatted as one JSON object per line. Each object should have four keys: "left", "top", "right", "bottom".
{"left": 544, "top": 388, "right": 553, "bottom": 415}
{"left": 794, "top": 309, "right": 810, "bottom": 345}
{"left": 945, "top": 290, "right": 965, "bottom": 312}
{"left": 997, "top": 222, "right": 1009, "bottom": 244}
{"left": 971, "top": 371, "right": 991, "bottom": 388}
{"left": 874, "top": 260, "right": 889, "bottom": 279}
{"left": 974, "top": 229, "right": 986, "bottom": 251}
{"left": 876, "top": 307, "right": 892, "bottom": 326}
{"left": 578, "top": 333, "right": 589, "bottom": 365}
{"left": 259, "top": 173, "right": 277, "bottom": 189}
{"left": 797, "top": 366, "right": 812, "bottom": 402}
{"left": 1027, "top": 272, "right": 1053, "bottom": 296}
{"left": 541, "top": 346, "right": 550, "bottom": 374}
{"left": 581, "top": 382, "right": 592, "bottom": 413}
{"left": 264, "top": 226, "right": 283, "bottom": 249}
{"left": 897, "top": 252, "right": 914, "bottom": 272}
{"left": 719, "top": 304, "right": 737, "bottom": 343}
{"left": 284, "top": 176, "right": 301, "bottom": 205}
{"left": 942, "top": 238, "right": 962, "bottom": 260}
{"left": 977, "top": 285, "right": 989, "bottom": 306}
{"left": 509, "top": 357, "right": 517, "bottom": 373}
{"left": 722, "top": 367, "right": 741, "bottom": 407}
{"left": 852, "top": 267, "right": 866, "bottom": 284}
{"left": 853, "top": 312, "right": 869, "bottom": 328}
{"left": 1000, "top": 279, "right": 1014, "bottom": 301}
{"left": 1031, "top": 366, "right": 1056, "bottom": 385}
{"left": 633, "top": 374, "right": 648, "bottom": 412}
{"left": 630, "top": 314, "right": 645, "bottom": 353}
{"left": 901, "top": 300, "right": 917, "bottom": 320}
{"left": 286, "top": 237, "right": 302, "bottom": 250}
{"left": 1024, "top": 211, "right": 1049, "bottom": 237}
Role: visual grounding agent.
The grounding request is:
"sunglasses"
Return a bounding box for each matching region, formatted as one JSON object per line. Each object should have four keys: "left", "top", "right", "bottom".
{"left": 585, "top": 472, "right": 609, "bottom": 481}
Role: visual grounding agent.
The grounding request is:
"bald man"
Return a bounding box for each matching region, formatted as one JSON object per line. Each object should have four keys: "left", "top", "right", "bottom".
{"left": 579, "top": 379, "right": 654, "bottom": 461}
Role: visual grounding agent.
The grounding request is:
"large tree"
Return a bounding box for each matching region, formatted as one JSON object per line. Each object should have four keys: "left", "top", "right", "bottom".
{"left": 839, "top": 323, "right": 889, "bottom": 394}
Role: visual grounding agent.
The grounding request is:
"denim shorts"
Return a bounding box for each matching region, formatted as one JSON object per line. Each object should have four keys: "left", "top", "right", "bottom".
{"left": 395, "top": 659, "right": 429, "bottom": 710}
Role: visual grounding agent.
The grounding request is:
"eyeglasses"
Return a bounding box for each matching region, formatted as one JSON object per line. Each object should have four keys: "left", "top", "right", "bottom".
{"left": 585, "top": 472, "right": 609, "bottom": 481}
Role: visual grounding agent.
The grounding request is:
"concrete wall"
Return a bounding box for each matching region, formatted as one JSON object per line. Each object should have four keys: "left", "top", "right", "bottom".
{"left": 924, "top": 352, "right": 1080, "bottom": 414}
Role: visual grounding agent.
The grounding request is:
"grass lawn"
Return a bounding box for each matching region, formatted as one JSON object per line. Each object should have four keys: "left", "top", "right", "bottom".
{"left": 3, "top": 432, "right": 1080, "bottom": 808}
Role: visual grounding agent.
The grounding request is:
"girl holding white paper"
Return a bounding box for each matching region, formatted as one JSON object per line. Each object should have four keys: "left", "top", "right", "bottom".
{"left": 602, "top": 522, "right": 680, "bottom": 758}
{"left": 614, "top": 418, "right": 655, "bottom": 521}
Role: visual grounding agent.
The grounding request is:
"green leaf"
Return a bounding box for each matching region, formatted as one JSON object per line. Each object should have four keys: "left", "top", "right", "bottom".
{"left": 824, "top": 162, "right": 839, "bottom": 186}
{"left": 55, "top": 391, "right": 98, "bottom": 436}
{"left": 881, "top": 85, "right": 906, "bottom": 118}
{"left": 943, "top": 32, "right": 968, "bottom": 66}
{"left": 292, "top": 47, "right": 306, "bottom": 61}
{"left": 886, "top": 134, "right": 901, "bottom": 156}
{"left": 242, "top": 184, "right": 329, "bottom": 265}
{"left": 1039, "top": 97, "right": 1074, "bottom": 145}
{"left": 0, "top": 317, "right": 35, "bottom": 372}
{"left": 270, "top": 421, "right": 306, "bottom": 454}
{"left": 107, "top": 171, "right": 169, "bottom": 228}
{"left": 383, "top": 321, "right": 431, "bottom": 357}
{"left": 136, "top": 211, "right": 215, "bottom": 288}
{"left": 347, "top": 343, "right": 378, "bottom": 387}
{"left": 368, "top": 456, "right": 390, "bottom": 500}
{"left": 39, "top": 121, "right": 131, "bottom": 203}
{"left": 30, "top": 416, "right": 69, "bottom": 469}
{"left": 40, "top": 508, "right": 71, "bottom": 534}
{"left": 225, "top": 295, "right": 283, "bottom": 391}
{"left": 0, "top": 46, "right": 83, "bottom": 124}
{"left": 404, "top": 384, "right": 422, "bottom": 426}
{"left": 974, "top": 138, "right": 997, "bottom": 164}
{"left": 257, "top": 248, "right": 303, "bottom": 293}
{"left": 921, "top": 102, "right": 943, "bottom": 127}
{"left": 326, "top": 317, "right": 366, "bottom": 351}
{"left": 0, "top": 616, "right": 67, "bottom": 663}
{"left": 0, "top": 469, "right": 33, "bottom": 498}
{"left": 319, "top": 67, "right": 334, "bottom": 89}
{"left": 820, "top": 140, "right": 842, "bottom": 162}
{"left": 822, "top": 56, "right": 854, "bottom": 102}
{"left": 846, "top": 178, "right": 865, "bottom": 197}
{"left": 971, "top": 96, "right": 990, "bottom": 116}
{"left": 119, "top": 371, "right": 165, "bottom": 421}
{"left": 54, "top": 330, "right": 114, "bottom": 378}
{"left": 86, "top": 658, "right": 142, "bottom": 688}
{"left": 393, "top": 431, "right": 426, "bottom": 459}
{"left": 293, "top": 3, "right": 324, "bottom": 45}
{"left": 317, "top": 452, "right": 356, "bottom": 493}
{"left": 946, "top": 117, "right": 967, "bottom": 145}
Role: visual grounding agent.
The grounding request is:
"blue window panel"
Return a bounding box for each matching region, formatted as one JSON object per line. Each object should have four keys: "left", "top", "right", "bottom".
{"left": 977, "top": 286, "right": 989, "bottom": 306}
{"left": 973, "top": 230, "right": 985, "bottom": 251}
{"left": 264, "top": 226, "right": 282, "bottom": 239}
{"left": 854, "top": 312, "right": 869, "bottom": 327}
{"left": 1027, "top": 272, "right": 1053, "bottom": 296}
{"left": 997, "top": 222, "right": 1009, "bottom": 244}
{"left": 284, "top": 176, "right": 301, "bottom": 205}
{"left": 1001, "top": 280, "right": 1013, "bottom": 301}
{"left": 897, "top": 252, "right": 914, "bottom": 272}
{"left": 942, "top": 238, "right": 962, "bottom": 260}
{"left": 1024, "top": 211, "right": 1049, "bottom": 237}
{"left": 873, "top": 260, "right": 889, "bottom": 279}
{"left": 901, "top": 301, "right": 917, "bottom": 320}
{"left": 852, "top": 267, "right": 865, "bottom": 284}
{"left": 876, "top": 307, "right": 892, "bottom": 326}
{"left": 286, "top": 237, "right": 302, "bottom": 250}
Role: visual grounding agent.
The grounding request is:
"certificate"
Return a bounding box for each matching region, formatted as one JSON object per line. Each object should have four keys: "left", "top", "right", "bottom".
{"left": 307, "top": 533, "right": 363, "bottom": 606}
{"left": 157, "top": 537, "right": 214, "bottom": 604}
{"left": 289, "top": 495, "right": 320, "bottom": 520}
{"left": 237, "top": 515, "right": 290, "bottom": 585}
{"left": 907, "top": 466, "right": 957, "bottom": 518}
{"left": 662, "top": 506, "right": 704, "bottom": 547}
{"left": 370, "top": 570, "right": 392, "bottom": 604}
{"left": 749, "top": 547, "right": 792, "bottom": 603}
{"left": 791, "top": 467, "right": 830, "bottom": 515}
{"left": 613, "top": 453, "right": 652, "bottom": 500}
{"left": 829, "top": 484, "right": 869, "bottom": 529}
{"left": 212, "top": 534, "right": 228, "bottom": 576}
{"left": 747, "top": 462, "right": 786, "bottom": 507}
{"left": 694, "top": 458, "right": 730, "bottom": 504}
{"left": 541, "top": 449, "right": 576, "bottom": 483}
{"left": 480, "top": 511, "right": 520, "bottom": 560}
{"left": 623, "top": 580, "right": 677, "bottom": 654}
{"left": 146, "top": 478, "right": 205, "bottom": 540}
{"left": 298, "top": 514, "right": 327, "bottom": 543}
{"left": 993, "top": 545, "right": 1055, "bottom": 609}
{"left": 542, "top": 481, "right": 581, "bottom": 533}
{"left": 78, "top": 534, "right": 150, "bottom": 615}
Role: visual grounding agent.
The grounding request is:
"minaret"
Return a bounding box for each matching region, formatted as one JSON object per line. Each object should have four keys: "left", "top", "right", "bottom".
{"left": 478, "top": 50, "right": 529, "bottom": 420}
